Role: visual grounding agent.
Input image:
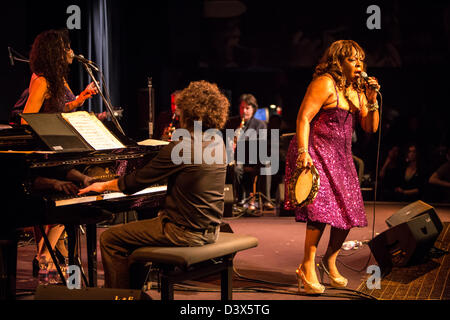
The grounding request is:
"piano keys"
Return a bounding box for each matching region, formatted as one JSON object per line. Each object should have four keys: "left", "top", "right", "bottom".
{"left": 51, "top": 185, "right": 167, "bottom": 207}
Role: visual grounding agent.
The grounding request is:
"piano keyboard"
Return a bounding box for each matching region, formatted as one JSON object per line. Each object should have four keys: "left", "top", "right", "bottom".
{"left": 53, "top": 185, "right": 167, "bottom": 207}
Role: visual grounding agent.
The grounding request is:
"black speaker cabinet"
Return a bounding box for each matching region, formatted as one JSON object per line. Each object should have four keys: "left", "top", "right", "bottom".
{"left": 35, "top": 285, "right": 151, "bottom": 300}
{"left": 369, "top": 213, "right": 440, "bottom": 274}
{"left": 386, "top": 200, "right": 443, "bottom": 233}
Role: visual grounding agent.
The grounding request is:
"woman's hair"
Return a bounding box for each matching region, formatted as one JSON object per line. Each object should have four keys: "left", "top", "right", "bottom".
{"left": 239, "top": 93, "right": 258, "bottom": 112}
{"left": 176, "top": 80, "right": 230, "bottom": 130}
{"left": 29, "top": 29, "right": 71, "bottom": 112}
{"left": 313, "top": 40, "right": 366, "bottom": 90}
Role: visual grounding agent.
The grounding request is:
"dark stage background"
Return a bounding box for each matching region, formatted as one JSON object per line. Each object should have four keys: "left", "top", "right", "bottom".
{"left": 1, "top": 0, "right": 449, "bottom": 203}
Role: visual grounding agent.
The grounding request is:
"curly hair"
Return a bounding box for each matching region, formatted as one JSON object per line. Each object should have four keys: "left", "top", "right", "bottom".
{"left": 29, "top": 29, "right": 71, "bottom": 112}
{"left": 313, "top": 40, "right": 366, "bottom": 91}
{"left": 175, "top": 80, "right": 230, "bottom": 131}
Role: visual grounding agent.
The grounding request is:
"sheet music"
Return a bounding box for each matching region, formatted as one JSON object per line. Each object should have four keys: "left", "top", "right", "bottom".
{"left": 61, "top": 111, "right": 125, "bottom": 150}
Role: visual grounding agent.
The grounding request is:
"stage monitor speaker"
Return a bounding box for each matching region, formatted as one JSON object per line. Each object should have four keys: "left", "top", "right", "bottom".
{"left": 34, "top": 285, "right": 151, "bottom": 300}
{"left": 369, "top": 213, "right": 440, "bottom": 274}
{"left": 223, "top": 184, "right": 235, "bottom": 217}
{"left": 386, "top": 200, "right": 443, "bottom": 233}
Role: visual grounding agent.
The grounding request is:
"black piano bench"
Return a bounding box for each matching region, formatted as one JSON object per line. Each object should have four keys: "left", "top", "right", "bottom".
{"left": 128, "top": 232, "right": 258, "bottom": 300}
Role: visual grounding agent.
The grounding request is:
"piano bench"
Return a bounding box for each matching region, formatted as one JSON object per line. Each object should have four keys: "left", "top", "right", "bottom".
{"left": 128, "top": 232, "right": 258, "bottom": 300}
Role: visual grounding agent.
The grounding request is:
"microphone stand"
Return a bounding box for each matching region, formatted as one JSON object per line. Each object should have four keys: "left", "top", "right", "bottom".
{"left": 7, "top": 46, "right": 30, "bottom": 65}
{"left": 147, "top": 77, "right": 154, "bottom": 138}
{"left": 81, "top": 61, "right": 125, "bottom": 136}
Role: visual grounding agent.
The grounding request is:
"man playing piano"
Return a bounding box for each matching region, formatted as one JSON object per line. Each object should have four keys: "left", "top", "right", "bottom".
{"left": 78, "top": 80, "right": 230, "bottom": 289}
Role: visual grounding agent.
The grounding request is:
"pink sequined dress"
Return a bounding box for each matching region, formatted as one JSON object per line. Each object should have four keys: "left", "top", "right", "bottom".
{"left": 284, "top": 87, "right": 367, "bottom": 230}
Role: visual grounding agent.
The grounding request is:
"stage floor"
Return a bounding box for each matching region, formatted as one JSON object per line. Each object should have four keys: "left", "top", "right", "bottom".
{"left": 16, "top": 202, "right": 450, "bottom": 300}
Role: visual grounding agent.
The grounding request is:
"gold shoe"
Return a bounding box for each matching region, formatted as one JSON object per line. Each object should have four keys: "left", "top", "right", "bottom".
{"left": 318, "top": 260, "right": 348, "bottom": 288}
{"left": 295, "top": 264, "right": 325, "bottom": 295}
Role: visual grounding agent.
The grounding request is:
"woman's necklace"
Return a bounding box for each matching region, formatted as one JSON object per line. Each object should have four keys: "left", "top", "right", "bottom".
{"left": 343, "top": 86, "right": 360, "bottom": 111}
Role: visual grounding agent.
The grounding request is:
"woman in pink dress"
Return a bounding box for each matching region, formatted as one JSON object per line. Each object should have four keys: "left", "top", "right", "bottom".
{"left": 284, "top": 40, "right": 380, "bottom": 294}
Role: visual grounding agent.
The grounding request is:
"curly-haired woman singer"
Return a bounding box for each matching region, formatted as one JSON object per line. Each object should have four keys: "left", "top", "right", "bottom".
{"left": 21, "top": 29, "right": 97, "bottom": 123}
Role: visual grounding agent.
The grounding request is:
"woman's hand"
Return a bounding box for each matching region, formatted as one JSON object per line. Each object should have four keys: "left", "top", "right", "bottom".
{"left": 297, "top": 151, "right": 313, "bottom": 168}
{"left": 96, "top": 111, "right": 108, "bottom": 121}
{"left": 85, "top": 82, "right": 98, "bottom": 94}
{"left": 365, "top": 76, "right": 380, "bottom": 103}
{"left": 394, "top": 187, "right": 404, "bottom": 194}
{"left": 75, "top": 82, "right": 98, "bottom": 107}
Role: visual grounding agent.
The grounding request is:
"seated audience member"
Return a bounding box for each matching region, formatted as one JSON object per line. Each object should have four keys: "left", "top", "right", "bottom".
{"left": 392, "top": 144, "right": 424, "bottom": 202}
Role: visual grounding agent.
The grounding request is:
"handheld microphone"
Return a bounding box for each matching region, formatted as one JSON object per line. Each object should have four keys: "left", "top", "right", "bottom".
{"left": 73, "top": 54, "right": 99, "bottom": 71}
{"left": 360, "top": 71, "right": 379, "bottom": 92}
{"left": 8, "top": 47, "right": 14, "bottom": 66}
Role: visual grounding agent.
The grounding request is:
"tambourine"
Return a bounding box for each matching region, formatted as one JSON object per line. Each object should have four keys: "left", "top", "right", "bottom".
{"left": 288, "top": 164, "right": 320, "bottom": 207}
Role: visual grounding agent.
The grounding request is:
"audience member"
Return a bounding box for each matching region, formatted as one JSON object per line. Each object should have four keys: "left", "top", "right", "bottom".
{"left": 428, "top": 148, "right": 450, "bottom": 203}
{"left": 392, "top": 144, "right": 425, "bottom": 202}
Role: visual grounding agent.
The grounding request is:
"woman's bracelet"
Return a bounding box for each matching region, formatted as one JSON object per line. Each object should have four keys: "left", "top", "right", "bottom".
{"left": 298, "top": 146, "right": 308, "bottom": 154}
{"left": 367, "top": 101, "right": 379, "bottom": 112}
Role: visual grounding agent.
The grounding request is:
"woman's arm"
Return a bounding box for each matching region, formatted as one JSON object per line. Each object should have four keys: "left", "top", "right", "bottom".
{"left": 33, "top": 176, "right": 79, "bottom": 195}
{"left": 64, "top": 82, "right": 98, "bottom": 112}
{"left": 359, "top": 77, "right": 380, "bottom": 133}
{"left": 429, "top": 172, "right": 450, "bottom": 188}
{"left": 20, "top": 76, "right": 48, "bottom": 125}
{"left": 296, "top": 76, "right": 334, "bottom": 167}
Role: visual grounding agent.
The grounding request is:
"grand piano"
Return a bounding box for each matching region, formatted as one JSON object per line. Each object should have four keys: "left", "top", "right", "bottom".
{"left": 0, "top": 121, "right": 168, "bottom": 300}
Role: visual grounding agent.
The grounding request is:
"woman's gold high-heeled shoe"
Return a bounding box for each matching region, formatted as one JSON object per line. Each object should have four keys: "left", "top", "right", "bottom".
{"left": 295, "top": 264, "right": 325, "bottom": 295}
{"left": 318, "top": 260, "right": 348, "bottom": 288}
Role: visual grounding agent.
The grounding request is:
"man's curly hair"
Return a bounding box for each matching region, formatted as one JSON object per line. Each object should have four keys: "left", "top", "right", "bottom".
{"left": 29, "top": 29, "right": 71, "bottom": 112}
{"left": 175, "top": 80, "right": 230, "bottom": 130}
{"left": 314, "top": 40, "right": 366, "bottom": 91}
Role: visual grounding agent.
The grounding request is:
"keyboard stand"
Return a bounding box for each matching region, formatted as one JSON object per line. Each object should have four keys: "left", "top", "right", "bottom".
{"left": 38, "top": 225, "right": 67, "bottom": 286}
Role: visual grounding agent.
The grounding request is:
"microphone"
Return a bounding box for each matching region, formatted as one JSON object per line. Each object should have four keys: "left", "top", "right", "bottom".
{"left": 73, "top": 54, "right": 99, "bottom": 71}
{"left": 8, "top": 47, "right": 14, "bottom": 66}
{"left": 360, "top": 71, "right": 379, "bottom": 92}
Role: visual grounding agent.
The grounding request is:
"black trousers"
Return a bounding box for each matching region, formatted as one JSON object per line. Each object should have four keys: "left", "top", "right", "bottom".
{"left": 100, "top": 215, "right": 218, "bottom": 288}
{"left": 234, "top": 164, "right": 271, "bottom": 202}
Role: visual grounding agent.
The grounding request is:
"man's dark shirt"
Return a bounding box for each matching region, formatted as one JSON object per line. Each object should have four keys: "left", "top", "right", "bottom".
{"left": 118, "top": 135, "right": 227, "bottom": 230}
{"left": 236, "top": 116, "right": 267, "bottom": 165}
{"left": 243, "top": 116, "right": 266, "bottom": 132}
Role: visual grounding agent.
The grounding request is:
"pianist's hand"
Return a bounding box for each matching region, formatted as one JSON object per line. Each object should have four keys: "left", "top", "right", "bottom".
{"left": 53, "top": 180, "right": 79, "bottom": 195}
{"left": 78, "top": 181, "right": 106, "bottom": 195}
{"left": 82, "top": 175, "right": 101, "bottom": 187}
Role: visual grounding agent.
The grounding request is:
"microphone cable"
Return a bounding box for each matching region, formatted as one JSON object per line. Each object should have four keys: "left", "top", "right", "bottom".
{"left": 336, "top": 89, "right": 383, "bottom": 274}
